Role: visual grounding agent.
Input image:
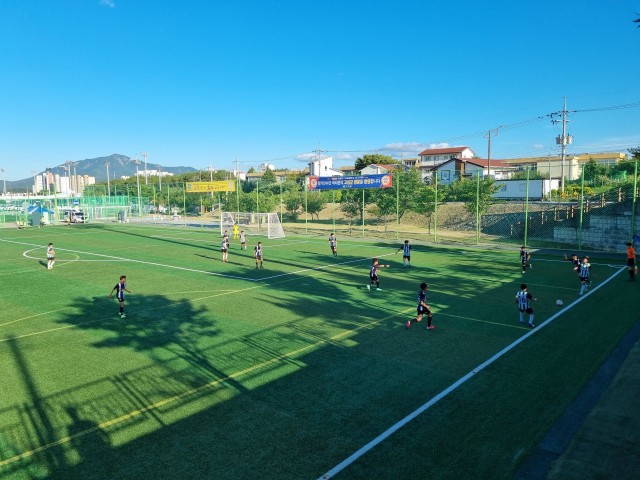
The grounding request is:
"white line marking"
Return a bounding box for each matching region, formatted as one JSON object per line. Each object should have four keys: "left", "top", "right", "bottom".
{"left": 317, "top": 266, "right": 627, "bottom": 479}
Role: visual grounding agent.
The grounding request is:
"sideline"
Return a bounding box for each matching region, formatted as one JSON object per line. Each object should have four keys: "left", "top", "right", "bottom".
{"left": 317, "top": 266, "right": 627, "bottom": 479}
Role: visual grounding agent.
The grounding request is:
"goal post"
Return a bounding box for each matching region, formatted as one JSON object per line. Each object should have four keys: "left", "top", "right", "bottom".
{"left": 221, "top": 212, "right": 285, "bottom": 239}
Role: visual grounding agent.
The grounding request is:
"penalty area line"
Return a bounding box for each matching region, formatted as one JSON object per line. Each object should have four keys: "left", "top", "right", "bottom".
{"left": 317, "top": 265, "right": 627, "bottom": 480}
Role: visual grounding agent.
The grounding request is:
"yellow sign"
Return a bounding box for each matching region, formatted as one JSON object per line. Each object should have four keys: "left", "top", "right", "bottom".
{"left": 185, "top": 181, "right": 236, "bottom": 193}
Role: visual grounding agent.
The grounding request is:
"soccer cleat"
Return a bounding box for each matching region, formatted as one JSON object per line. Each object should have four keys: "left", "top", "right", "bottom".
{"left": 376, "top": 287, "right": 382, "bottom": 291}
{"left": 120, "top": 313, "right": 126, "bottom": 318}
{"left": 367, "top": 284, "right": 370, "bottom": 290}
{"left": 528, "top": 322, "right": 535, "bottom": 328}
{"left": 406, "top": 320, "right": 411, "bottom": 329}
{"left": 427, "top": 325, "right": 435, "bottom": 330}
{"left": 519, "top": 320, "right": 525, "bottom": 324}
{"left": 529, "top": 264, "right": 532, "bottom": 269}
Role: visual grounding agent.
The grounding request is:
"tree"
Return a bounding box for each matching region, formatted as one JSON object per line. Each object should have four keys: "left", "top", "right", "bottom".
{"left": 261, "top": 168, "right": 276, "bottom": 184}
{"left": 247, "top": 167, "right": 256, "bottom": 174}
{"left": 283, "top": 190, "right": 302, "bottom": 220}
{"left": 305, "top": 191, "right": 327, "bottom": 221}
{"left": 582, "top": 158, "right": 608, "bottom": 182}
{"left": 413, "top": 185, "right": 437, "bottom": 232}
{"left": 354, "top": 154, "right": 399, "bottom": 172}
{"left": 445, "top": 176, "right": 500, "bottom": 216}
{"left": 340, "top": 190, "right": 363, "bottom": 228}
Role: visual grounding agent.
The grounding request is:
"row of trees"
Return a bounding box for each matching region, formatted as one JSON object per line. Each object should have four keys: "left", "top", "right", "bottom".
{"left": 82, "top": 149, "right": 640, "bottom": 221}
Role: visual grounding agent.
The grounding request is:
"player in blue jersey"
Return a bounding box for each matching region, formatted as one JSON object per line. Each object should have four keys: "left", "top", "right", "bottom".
{"left": 109, "top": 275, "right": 131, "bottom": 318}
{"left": 516, "top": 283, "right": 537, "bottom": 327}
{"left": 221, "top": 237, "right": 229, "bottom": 262}
{"left": 520, "top": 246, "right": 532, "bottom": 273}
{"left": 46, "top": 243, "right": 55, "bottom": 270}
{"left": 254, "top": 241, "right": 264, "bottom": 268}
{"left": 396, "top": 240, "right": 412, "bottom": 268}
{"left": 406, "top": 283, "right": 434, "bottom": 330}
{"left": 578, "top": 256, "right": 591, "bottom": 295}
{"left": 367, "top": 258, "right": 390, "bottom": 291}
{"left": 329, "top": 233, "right": 337, "bottom": 256}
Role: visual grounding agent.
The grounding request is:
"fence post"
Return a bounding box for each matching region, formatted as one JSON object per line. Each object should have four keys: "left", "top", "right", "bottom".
{"left": 578, "top": 167, "right": 585, "bottom": 250}
{"left": 524, "top": 169, "right": 530, "bottom": 247}
{"left": 396, "top": 172, "right": 400, "bottom": 240}
{"left": 434, "top": 174, "right": 438, "bottom": 243}
{"left": 476, "top": 171, "right": 480, "bottom": 245}
{"left": 631, "top": 160, "right": 638, "bottom": 242}
{"left": 362, "top": 189, "right": 365, "bottom": 238}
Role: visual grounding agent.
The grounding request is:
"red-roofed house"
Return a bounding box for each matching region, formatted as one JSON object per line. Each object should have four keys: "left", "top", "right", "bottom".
{"left": 417, "top": 146, "right": 475, "bottom": 166}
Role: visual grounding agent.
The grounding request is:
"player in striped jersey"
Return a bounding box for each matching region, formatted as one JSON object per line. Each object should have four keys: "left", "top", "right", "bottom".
{"left": 520, "top": 246, "right": 532, "bottom": 273}
{"left": 396, "top": 240, "right": 412, "bottom": 268}
{"left": 254, "top": 241, "right": 264, "bottom": 268}
{"left": 367, "top": 258, "right": 390, "bottom": 291}
{"left": 329, "top": 233, "right": 337, "bottom": 256}
{"left": 516, "top": 283, "right": 537, "bottom": 327}
{"left": 578, "top": 256, "right": 591, "bottom": 295}
{"left": 221, "top": 237, "right": 229, "bottom": 262}
{"left": 109, "top": 275, "right": 131, "bottom": 318}
{"left": 406, "top": 283, "right": 434, "bottom": 329}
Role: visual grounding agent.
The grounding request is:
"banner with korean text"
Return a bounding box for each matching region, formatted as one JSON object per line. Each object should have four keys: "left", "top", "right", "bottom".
{"left": 307, "top": 174, "right": 393, "bottom": 191}
{"left": 185, "top": 181, "right": 236, "bottom": 193}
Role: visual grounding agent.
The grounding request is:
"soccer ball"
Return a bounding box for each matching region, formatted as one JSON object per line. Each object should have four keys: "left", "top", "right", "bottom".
{"left": 556, "top": 299, "right": 564, "bottom": 306}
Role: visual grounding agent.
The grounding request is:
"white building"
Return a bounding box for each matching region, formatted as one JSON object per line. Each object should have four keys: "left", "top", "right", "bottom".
{"left": 308, "top": 156, "right": 343, "bottom": 177}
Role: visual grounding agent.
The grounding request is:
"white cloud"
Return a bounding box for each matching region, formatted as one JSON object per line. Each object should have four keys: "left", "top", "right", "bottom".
{"left": 532, "top": 143, "right": 545, "bottom": 149}
{"left": 100, "top": 0, "right": 115, "bottom": 8}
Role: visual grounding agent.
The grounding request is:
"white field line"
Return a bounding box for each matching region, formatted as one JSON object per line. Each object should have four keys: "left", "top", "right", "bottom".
{"left": 2, "top": 237, "right": 387, "bottom": 283}
{"left": 317, "top": 265, "right": 627, "bottom": 480}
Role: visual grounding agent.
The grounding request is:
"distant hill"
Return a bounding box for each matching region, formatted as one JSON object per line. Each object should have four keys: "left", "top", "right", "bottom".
{"left": 7, "top": 154, "right": 197, "bottom": 191}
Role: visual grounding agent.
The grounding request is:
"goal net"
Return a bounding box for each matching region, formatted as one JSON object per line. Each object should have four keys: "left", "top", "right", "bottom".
{"left": 221, "top": 212, "right": 285, "bottom": 239}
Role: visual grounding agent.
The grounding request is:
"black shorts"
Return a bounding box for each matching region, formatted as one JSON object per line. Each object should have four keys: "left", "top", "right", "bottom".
{"left": 403, "top": 255, "right": 410, "bottom": 260}
{"left": 117, "top": 294, "right": 125, "bottom": 302}
{"left": 628, "top": 258, "right": 636, "bottom": 267}
{"left": 519, "top": 307, "right": 533, "bottom": 314}
{"left": 221, "top": 248, "right": 228, "bottom": 253}
{"left": 579, "top": 276, "right": 590, "bottom": 282}
{"left": 370, "top": 274, "right": 379, "bottom": 282}
{"left": 417, "top": 305, "right": 430, "bottom": 315}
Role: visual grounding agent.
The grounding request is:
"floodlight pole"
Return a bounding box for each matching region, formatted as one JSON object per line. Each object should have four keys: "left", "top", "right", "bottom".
{"left": 1, "top": 168, "right": 6, "bottom": 195}
{"left": 105, "top": 161, "right": 111, "bottom": 197}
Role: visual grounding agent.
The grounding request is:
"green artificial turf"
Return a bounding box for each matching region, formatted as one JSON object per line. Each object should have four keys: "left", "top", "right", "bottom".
{"left": 0, "top": 224, "right": 635, "bottom": 479}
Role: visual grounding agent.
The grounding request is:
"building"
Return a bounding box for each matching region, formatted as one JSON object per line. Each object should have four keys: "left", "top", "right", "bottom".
{"left": 427, "top": 158, "right": 514, "bottom": 185}
{"left": 308, "top": 156, "right": 343, "bottom": 177}
{"left": 502, "top": 152, "right": 628, "bottom": 181}
{"left": 359, "top": 163, "right": 401, "bottom": 175}
{"left": 416, "top": 146, "right": 476, "bottom": 166}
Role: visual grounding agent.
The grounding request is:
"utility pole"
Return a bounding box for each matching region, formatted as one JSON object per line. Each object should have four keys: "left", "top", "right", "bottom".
{"left": 552, "top": 97, "right": 573, "bottom": 194}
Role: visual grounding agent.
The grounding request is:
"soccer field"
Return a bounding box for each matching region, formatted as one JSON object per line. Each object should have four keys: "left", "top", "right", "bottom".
{"left": 0, "top": 224, "right": 636, "bottom": 479}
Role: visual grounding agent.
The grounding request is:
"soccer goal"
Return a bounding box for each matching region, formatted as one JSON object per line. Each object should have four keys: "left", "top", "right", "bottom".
{"left": 221, "top": 212, "right": 285, "bottom": 239}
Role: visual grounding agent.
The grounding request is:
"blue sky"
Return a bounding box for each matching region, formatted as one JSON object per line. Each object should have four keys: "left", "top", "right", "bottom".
{"left": 1, "top": 0, "right": 639, "bottom": 180}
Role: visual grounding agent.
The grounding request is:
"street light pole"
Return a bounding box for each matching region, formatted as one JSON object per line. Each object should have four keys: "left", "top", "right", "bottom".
{"left": 131, "top": 159, "right": 142, "bottom": 217}
{"left": 1, "top": 168, "right": 5, "bottom": 196}
{"left": 72, "top": 162, "right": 78, "bottom": 195}
{"left": 105, "top": 161, "right": 111, "bottom": 197}
{"left": 32, "top": 170, "right": 37, "bottom": 195}
{"left": 142, "top": 152, "right": 148, "bottom": 185}
{"left": 156, "top": 164, "right": 162, "bottom": 191}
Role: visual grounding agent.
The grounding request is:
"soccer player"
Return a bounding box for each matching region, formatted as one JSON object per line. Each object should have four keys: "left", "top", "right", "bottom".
{"left": 221, "top": 237, "right": 229, "bottom": 262}
{"left": 626, "top": 242, "right": 636, "bottom": 281}
{"left": 406, "top": 282, "right": 434, "bottom": 330}
{"left": 254, "top": 241, "right": 264, "bottom": 268}
{"left": 520, "top": 246, "right": 532, "bottom": 273}
{"left": 578, "top": 256, "right": 591, "bottom": 295}
{"left": 565, "top": 252, "right": 580, "bottom": 271}
{"left": 329, "top": 233, "right": 337, "bottom": 256}
{"left": 397, "top": 240, "right": 412, "bottom": 268}
{"left": 222, "top": 229, "right": 230, "bottom": 249}
{"left": 109, "top": 275, "right": 131, "bottom": 318}
{"left": 516, "top": 283, "right": 537, "bottom": 327}
{"left": 46, "top": 243, "right": 55, "bottom": 270}
{"left": 233, "top": 224, "right": 239, "bottom": 240}
{"left": 240, "top": 231, "right": 247, "bottom": 250}
{"left": 367, "top": 257, "right": 390, "bottom": 291}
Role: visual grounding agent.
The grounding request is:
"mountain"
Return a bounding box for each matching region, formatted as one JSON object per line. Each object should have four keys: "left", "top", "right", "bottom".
{"left": 7, "top": 154, "right": 198, "bottom": 191}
